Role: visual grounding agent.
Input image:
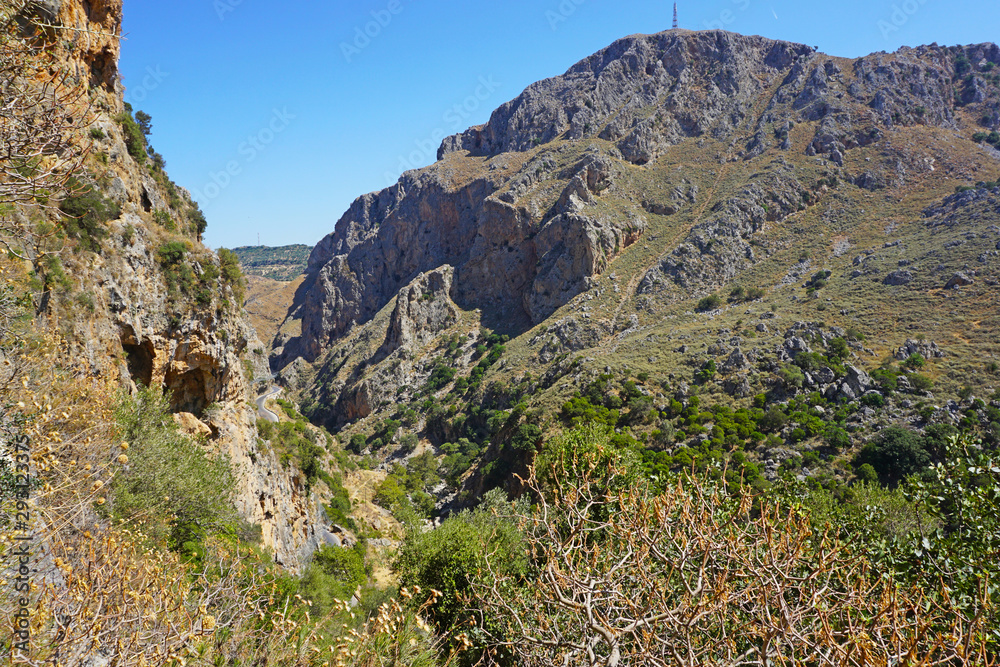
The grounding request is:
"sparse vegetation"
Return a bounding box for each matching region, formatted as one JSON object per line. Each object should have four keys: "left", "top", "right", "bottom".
{"left": 116, "top": 103, "right": 147, "bottom": 164}
{"left": 59, "top": 176, "right": 119, "bottom": 252}
{"left": 230, "top": 244, "right": 312, "bottom": 280}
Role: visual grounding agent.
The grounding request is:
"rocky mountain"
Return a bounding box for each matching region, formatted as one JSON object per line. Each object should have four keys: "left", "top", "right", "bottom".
{"left": 279, "top": 31, "right": 999, "bottom": 366}
{"left": 273, "top": 29, "right": 1000, "bottom": 506}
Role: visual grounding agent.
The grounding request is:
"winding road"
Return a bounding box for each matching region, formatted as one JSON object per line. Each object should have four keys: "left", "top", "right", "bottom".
{"left": 255, "top": 386, "right": 282, "bottom": 423}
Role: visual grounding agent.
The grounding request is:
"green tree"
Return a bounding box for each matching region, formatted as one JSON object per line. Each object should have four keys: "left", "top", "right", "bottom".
{"left": 852, "top": 426, "right": 931, "bottom": 488}
{"left": 116, "top": 105, "right": 147, "bottom": 164}
{"left": 134, "top": 110, "right": 153, "bottom": 137}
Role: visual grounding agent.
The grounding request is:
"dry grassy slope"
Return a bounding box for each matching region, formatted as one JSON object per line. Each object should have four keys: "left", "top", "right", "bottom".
{"left": 244, "top": 274, "right": 305, "bottom": 351}
{"left": 503, "top": 124, "right": 1000, "bottom": 409}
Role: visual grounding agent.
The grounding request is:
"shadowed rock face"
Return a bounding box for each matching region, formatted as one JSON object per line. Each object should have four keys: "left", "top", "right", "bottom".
{"left": 285, "top": 29, "right": 1000, "bottom": 368}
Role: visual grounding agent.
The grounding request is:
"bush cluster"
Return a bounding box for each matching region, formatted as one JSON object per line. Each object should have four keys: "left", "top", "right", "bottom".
{"left": 59, "top": 176, "right": 120, "bottom": 252}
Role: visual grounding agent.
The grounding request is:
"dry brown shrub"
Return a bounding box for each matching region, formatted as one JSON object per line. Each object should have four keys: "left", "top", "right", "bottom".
{"left": 473, "top": 453, "right": 997, "bottom": 667}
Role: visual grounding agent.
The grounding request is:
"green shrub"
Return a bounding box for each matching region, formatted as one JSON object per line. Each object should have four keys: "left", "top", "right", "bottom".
{"left": 399, "top": 432, "right": 418, "bottom": 454}
{"left": 395, "top": 489, "right": 528, "bottom": 632}
{"left": 828, "top": 337, "right": 850, "bottom": 360}
{"left": 694, "top": 359, "right": 717, "bottom": 384}
{"left": 153, "top": 209, "right": 174, "bottom": 231}
{"left": 910, "top": 373, "right": 934, "bottom": 392}
{"left": 860, "top": 392, "right": 885, "bottom": 408}
{"left": 696, "top": 294, "right": 722, "bottom": 312}
{"left": 871, "top": 368, "right": 898, "bottom": 392}
{"left": 845, "top": 327, "right": 865, "bottom": 342}
{"left": 824, "top": 426, "right": 851, "bottom": 452}
{"left": 373, "top": 476, "right": 406, "bottom": 510}
{"left": 348, "top": 433, "right": 367, "bottom": 454}
{"left": 299, "top": 543, "right": 368, "bottom": 615}
{"left": 217, "top": 248, "right": 246, "bottom": 305}
{"left": 157, "top": 240, "right": 187, "bottom": 266}
{"left": 37, "top": 254, "right": 70, "bottom": 291}
{"left": 60, "top": 177, "right": 119, "bottom": 252}
{"left": 425, "top": 363, "right": 457, "bottom": 391}
{"left": 855, "top": 463, "right": 879, "bottom": 485}
{"left": 779, "top": 364, "right": 805, "bottom": 388}
{"left": 111, "top": 386, "right": 238, "bottom": 548}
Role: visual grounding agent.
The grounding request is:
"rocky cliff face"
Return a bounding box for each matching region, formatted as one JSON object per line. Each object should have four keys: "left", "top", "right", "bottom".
{"left": 12, "top": 0, "right": 327, "bottom": 571}
{"left": 279, "top": 31, "right": 1000, "bottom": 377}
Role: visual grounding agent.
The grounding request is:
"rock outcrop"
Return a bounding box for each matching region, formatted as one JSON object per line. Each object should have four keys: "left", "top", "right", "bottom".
{"left": 378, "top": 266, "right": 460, "bottom": 359}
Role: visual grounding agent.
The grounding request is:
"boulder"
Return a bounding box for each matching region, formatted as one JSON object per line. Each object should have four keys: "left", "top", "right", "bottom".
{"left": 944, "top": 272, "right": 974, "bottom": 289}
{"left": 721, "top": 348, "right": 749, "bottom": 374}
{"left": 814, "top": 366, "right": 837, "bottom": 384}
{"left": 894, "top": 339, "right": 944, "bottom": 360}
{"left": 845, "top": 364, "right": 873, "bottom": 396}
{"left": 883, "top": 270, "right": 913, "bottom": 286}
{"left": 173, "top": 412, "right": 212, "bottom": 439}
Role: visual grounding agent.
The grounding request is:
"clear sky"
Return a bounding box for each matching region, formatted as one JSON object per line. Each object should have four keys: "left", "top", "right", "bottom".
{"left": 119, "top": 0, "right": 1000, "bottom": 250}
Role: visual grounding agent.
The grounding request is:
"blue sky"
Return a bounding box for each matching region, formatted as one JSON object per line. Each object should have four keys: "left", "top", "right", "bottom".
{"left": 119, "top": 0, "right": 1000, "bottom": 250}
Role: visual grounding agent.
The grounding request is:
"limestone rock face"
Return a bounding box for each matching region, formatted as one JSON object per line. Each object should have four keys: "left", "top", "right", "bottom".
{"left": 206, "top": 404, "right": 326, "bottom": 572}
{"left": 379, "top": 266, "right": 460, "bottom": 358}
{"left": 281, "top": 148, "right": 640, "bottom": 366}
{"left": 56, "top": 0, "right": 123, "bottom": 98}
{"left": 439, "top": 31, "right": 815, "bottom": 161}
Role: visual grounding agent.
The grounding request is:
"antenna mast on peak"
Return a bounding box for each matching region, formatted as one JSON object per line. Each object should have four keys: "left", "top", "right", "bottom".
{"left": 673, "top": 3, "right": 678, "bottom": 29}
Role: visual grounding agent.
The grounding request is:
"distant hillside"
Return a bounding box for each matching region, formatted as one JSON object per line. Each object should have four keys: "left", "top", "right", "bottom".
{"left": 231, "top": 244, "right": 311, "bottom": 281}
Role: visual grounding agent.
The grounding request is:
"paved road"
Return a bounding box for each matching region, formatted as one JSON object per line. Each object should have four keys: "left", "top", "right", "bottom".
{"left": 255, "top": 386, "right": 282, "bottom": 423}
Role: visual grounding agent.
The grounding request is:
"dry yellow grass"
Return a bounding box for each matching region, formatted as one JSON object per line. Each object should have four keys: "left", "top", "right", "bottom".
{"left": 244, "top": 274, "right": 305, "bottom": 347}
